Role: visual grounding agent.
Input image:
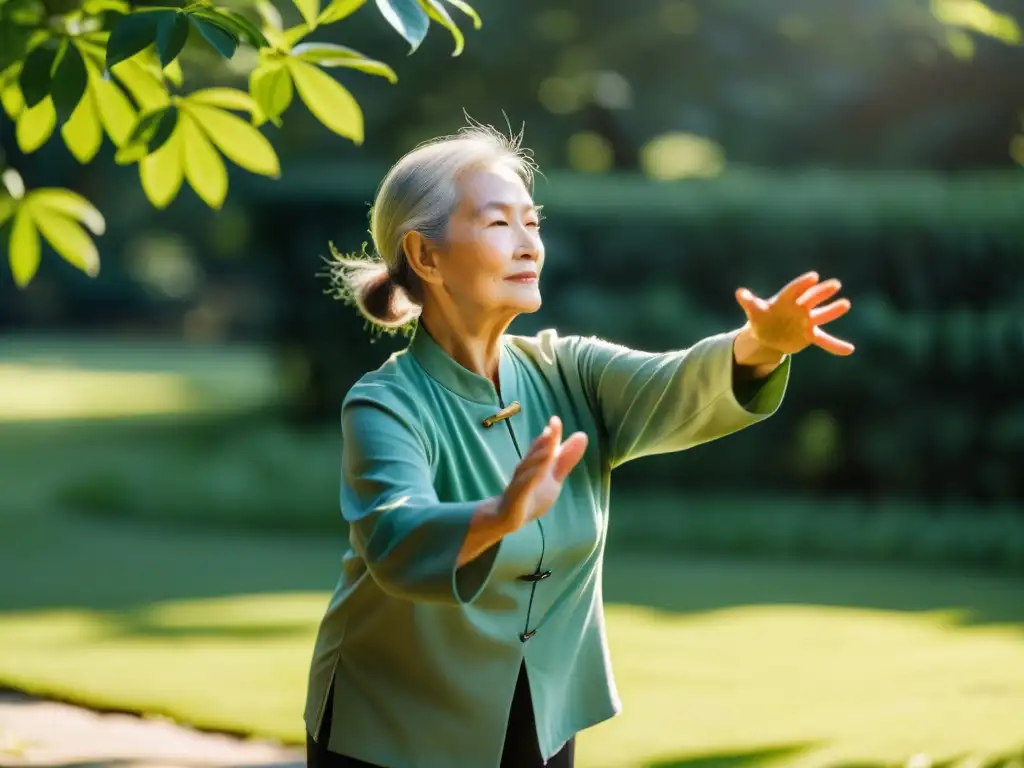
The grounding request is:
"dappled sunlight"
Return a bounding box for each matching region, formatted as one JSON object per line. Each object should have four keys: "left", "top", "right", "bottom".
{"left": 2, "top": 590, "right": 1023, "bottom": 764}
{"left": 931, "top": 0, "right": 1022, "bottom": 44}
{"left": 0, "top": 364, "right": 205, "bottom": 421}
{"left": 640, "top": 133, "right": 726, "bottom": 181}
{"left": 577, "top": 602, "right": 1024, "bottom": 768}
{"left": 0, "top": 337, "right": 281, "bottom": 422}
{"left": 0, "top": 593, "right": 329, "bottom": 745}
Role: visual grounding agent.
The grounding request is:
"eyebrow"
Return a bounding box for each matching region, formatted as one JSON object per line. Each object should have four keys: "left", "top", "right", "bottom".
{"left": 475, "top": 201, "right": 543, "bottom": 217}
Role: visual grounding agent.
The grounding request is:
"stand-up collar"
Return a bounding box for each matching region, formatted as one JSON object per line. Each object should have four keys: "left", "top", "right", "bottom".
{"left": 408, "top": 323, "right": 518, "bottom": 406}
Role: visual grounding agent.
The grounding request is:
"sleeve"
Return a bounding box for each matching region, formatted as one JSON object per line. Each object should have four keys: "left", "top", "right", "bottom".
{"left": 340, "top": 390, "right": 500, "bottom": 605}
{"left": 571, "top": 329, "right": 790, "bottom": 468}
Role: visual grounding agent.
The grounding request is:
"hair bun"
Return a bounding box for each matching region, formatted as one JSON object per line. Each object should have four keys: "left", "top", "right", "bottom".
{"left": 359, "top": 269, "right": 397, "bottom": 322}
{"left": 355, "top": 263, "right": 420, "bottom": 330}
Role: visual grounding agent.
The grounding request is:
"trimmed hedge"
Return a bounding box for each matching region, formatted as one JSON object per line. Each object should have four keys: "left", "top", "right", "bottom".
{"left": 55, "top": 417, "right": 1024, "bottom": 574}
{"left": 241, "top": 166, "right": 1024, "bottom": 505}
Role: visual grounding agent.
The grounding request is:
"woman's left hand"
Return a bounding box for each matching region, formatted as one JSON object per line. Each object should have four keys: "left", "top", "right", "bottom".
{"left": 734, "top": 271, "right": 854, "bottom": 361}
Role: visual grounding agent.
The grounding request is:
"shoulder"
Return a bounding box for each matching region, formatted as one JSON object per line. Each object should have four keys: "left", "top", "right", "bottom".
{"left": 505, "top": 328, "right": 587, "bottom": 364}
{"left": 341, "top": 350, "right": 430, "bottom": 443}
{"left": 505, "top": 328, "right": 622, "bottom": 369}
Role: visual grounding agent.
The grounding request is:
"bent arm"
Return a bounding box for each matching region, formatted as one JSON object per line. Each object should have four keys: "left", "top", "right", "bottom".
{"left": 342, "top": 395, "right": 504, "bottom": 605}
{"left": 572, "top": 329, "right": 790, "bottom": 468}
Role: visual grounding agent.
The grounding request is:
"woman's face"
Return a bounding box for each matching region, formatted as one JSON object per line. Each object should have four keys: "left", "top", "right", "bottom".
{"left": 430, "top": 162, "right": 544, "bottom": 320}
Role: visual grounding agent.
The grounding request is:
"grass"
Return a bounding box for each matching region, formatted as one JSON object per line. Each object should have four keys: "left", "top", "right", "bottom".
{"left": 3, "top": 334, "right": 1024, "bottom": 767}
{"left": 2, "top": 505, "right": 1024, "bottom": 768}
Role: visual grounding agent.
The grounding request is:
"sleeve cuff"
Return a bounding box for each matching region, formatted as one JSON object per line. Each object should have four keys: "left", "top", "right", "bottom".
{"left": 454, "top": 542, "right": 502, "bottom": 604}
{"left": 357, "top": 501, "right": 502, "bottom": 605}
{"left": 732, "top": 354, "right": 791, "bottom": 416}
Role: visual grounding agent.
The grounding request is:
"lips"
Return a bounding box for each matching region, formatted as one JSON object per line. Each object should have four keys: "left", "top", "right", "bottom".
{"left": 506, "top": 273, "right": 538, "bottom": 282}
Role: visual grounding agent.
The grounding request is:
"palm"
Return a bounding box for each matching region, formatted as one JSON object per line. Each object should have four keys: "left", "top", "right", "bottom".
{"left": 523, "top": 466, "right": 569, "bottom": 521}
{"left": 735, "top": 271, "right": 854, "bottom": 356}
{"left": 502, "top": 417, "right": 588, "bottom": 531}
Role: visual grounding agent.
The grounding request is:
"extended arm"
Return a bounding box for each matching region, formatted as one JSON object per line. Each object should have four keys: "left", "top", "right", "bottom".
{"left": 341, "top": 392, "right": 503, "bottom": 605}
{"left": 571, "top": 329, "right": 790, "bottom": 469}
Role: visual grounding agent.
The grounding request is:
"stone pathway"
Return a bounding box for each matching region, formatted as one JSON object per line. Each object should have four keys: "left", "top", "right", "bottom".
{"left": 0, "top": 692, "right": 304, "bottom": 768}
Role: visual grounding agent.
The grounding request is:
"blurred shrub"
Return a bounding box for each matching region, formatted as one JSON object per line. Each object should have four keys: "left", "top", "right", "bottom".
{"left": 239, "top": 165, "right": 1024, "bottom": 505}
{"left": 56, "top": 418, "right": 1024, "bottom": 573}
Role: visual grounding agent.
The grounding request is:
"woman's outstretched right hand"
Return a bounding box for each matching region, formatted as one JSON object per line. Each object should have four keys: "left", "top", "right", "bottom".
{"left": 498, "top": 416, "right": 589, "bottom": 534}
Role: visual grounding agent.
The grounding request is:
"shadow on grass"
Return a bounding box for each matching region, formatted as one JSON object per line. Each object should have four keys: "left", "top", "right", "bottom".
{"left": 646, "top": 742, "right": 814, "bottom": 767}
{"left": 101, "top": 615, "right": 315, "bottom": 641}
{"left": 1, "top": 410, "right": 1023, "bottom": 637}
{"left": 2, "top": 503, "right": 1023, "bottom": 638}
{"left": 646, "top": 745, "right": 1024, "bottom": 768}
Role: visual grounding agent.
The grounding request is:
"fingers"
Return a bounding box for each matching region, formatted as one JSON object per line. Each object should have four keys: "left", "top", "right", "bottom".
{"left": 776, "top": 271, "right": 820, "bottom": 303}
{"left": 797, "top": 278, "right": 842, "bottom": 308}
{"left": 735, "top": 288, "right": 769, "bottom": 315}
{"left": 553, "top": 432, "right": 588, "bottom": 482}
{"left": 517, "top": 418, "right": 560, "bottom": 477}
{"left": 809, "top": 298, "right": 851, "bottom": 325}
{"left": 812, "top": 326, "right": 855, "bottom": 356}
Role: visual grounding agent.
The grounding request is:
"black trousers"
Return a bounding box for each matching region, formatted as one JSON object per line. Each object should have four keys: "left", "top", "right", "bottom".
{"left": 307, "top": 662, "right": 575, "bottom": 768}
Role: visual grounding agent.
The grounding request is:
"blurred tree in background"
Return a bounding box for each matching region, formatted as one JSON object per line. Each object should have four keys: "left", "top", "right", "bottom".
{"left": 0, "top": 0, "right": 480, "bottom": 286}
{"left": 1, "top": 0, "right": 1023, "bottom": 509}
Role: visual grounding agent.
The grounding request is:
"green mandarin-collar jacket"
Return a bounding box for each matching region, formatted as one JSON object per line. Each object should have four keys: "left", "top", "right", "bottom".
{"left": 304, "top": 325, "right": 790, "bottom": 768}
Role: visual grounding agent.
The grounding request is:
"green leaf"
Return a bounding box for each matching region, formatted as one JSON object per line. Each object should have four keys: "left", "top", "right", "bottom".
{"left": 29, "top": 202, "right": 100, "bottom": 277}
{"left": 30, "top": 188, "right": 106, "bottom": 235}
{"left": 292, "top": 0, "right": 320, "bottom": 29}
{"left": 61, "top": 85, "right": 102, "bottom": 162}
{"left": 156, "top": 11, "right": 190, "bottom": 67}
{"left": 74, "top": 39, "right": 107, "bottom": 70}
{"left": 110, "top": 57, "right": 169, "bottom": 111}
{"left": 249, "top": 63, "right": 292, "bottom": 125}
{"left": 318, "top": 0, "right": 366, "bottom": 24}
{"left": 81, "top": 0, "right": 131, "bottom": 14}
{"left": 219, "top": 10, "right": 271, "bottom": 48}
{"left": 51, "top": 41, "right": 88, "bottom": 124}
{"left": 186, "top": 87, "right": 257, "bottom": 114}
{"left": 0, "top": 23, "right": 33, "bottom": 73}
{"left": 180, "top": 112, "right": 228, "bottom": 209}
{"left": 19, "top": 40, "right": 58, "bottom": 108}
{"left": 105, "top": 10, "right": 163, "bottom": 70}
{"left": 291, "top": 42, "right": 397, "bottom": 82}
{"left": 186, "top": 102, "right": 280, "bottom": 177}
{"left": 191, "top": 16, "right": 238, "bottom": 59}
{"left": 90, "top": 68, "right": 136, "bottom": 146}
{"left": 115, "top": 105, "right": 178, "bottom": 163}
{"left": 164, "top": 58, "right": 184, "bottom": 86}
{"left": 139, "top": 122, "right": 184, "bottom": 208}
{"left": 0, "top": 197, "right": 16, "bottom": 229}
{"left": 287, "top": 58, "right": 362, "bottom": 143}
{"left": 16, "top": 97, "right": 55, "bottom": 153}
{"left": 188, "top": 7, "right": 269, "bottom": 48}
{"left": 254, "top": 0, "right": 283, "bottom": 31}
{"left": 1, "top": 169, "right": 25, "bottom": 200}
{"left": 281, "top": 23, "right": 312, "bottom": 49}
{"left": 421, "top": 0, "right": 461, "bottom": 55}
{"left": 374, "top": 0, "right": 429, "bottom": 52}
{"left": 442, "top": 0, "right": 480, "bottom": 28}
{"left": 1, "top": 76, "right": 25, "bottom": 120}
{"left": 9, "top": 207, "right": 40, "bottom": 288}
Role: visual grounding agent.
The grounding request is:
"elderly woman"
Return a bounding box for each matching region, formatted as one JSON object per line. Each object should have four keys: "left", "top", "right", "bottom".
{"left": 303, "top": 123, "right": 853, "bottom": 768}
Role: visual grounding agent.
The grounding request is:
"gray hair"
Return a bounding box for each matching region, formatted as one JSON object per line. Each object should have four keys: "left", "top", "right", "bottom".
{"left": 327, "top": 120, "right": 539, "bottom": 333}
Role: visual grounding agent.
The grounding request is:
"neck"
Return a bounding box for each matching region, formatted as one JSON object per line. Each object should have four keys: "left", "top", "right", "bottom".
{"left": 419, "top": 301, "right": 514, "bottom": 388}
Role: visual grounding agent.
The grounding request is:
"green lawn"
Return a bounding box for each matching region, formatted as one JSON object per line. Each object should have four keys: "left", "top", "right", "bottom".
{"left": 3, "top": 335, "right": 1024, "bottom": 768}
{"left": 2, "top": 506, "right": 1023, "bottom": 768}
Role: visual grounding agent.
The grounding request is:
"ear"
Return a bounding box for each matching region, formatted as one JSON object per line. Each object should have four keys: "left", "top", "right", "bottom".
{"left": 402, "top": 231, "right": 443, "bottom": 286}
